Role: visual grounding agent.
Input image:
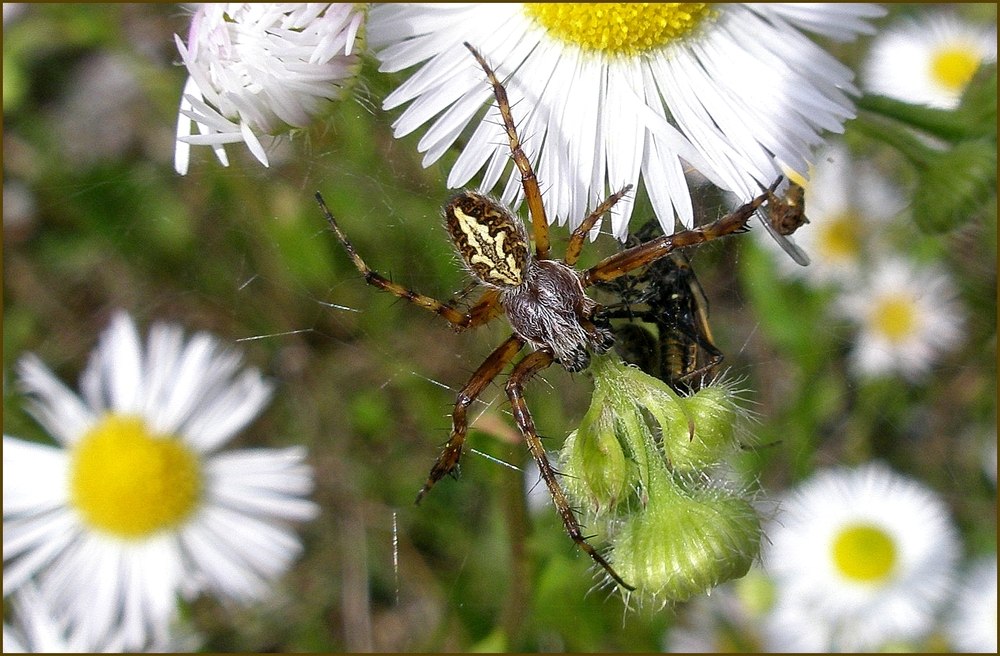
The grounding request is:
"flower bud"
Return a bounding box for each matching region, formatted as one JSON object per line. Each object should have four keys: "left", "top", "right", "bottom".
{"left": 609, "top": 474, "right": 762, "bottom": 603}
{"left": 560, "top": 391, "right": 638, "bottom": 514}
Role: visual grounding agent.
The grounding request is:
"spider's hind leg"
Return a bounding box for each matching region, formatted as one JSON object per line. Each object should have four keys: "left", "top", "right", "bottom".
{"left": 415, "top": 334, "right": 525, "bottom": 504}
{"left": 505, "top": 349, "right": 635, "bottom": 591}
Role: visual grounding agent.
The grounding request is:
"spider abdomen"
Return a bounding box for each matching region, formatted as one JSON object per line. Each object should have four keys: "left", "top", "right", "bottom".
{"left": 502, "top": 260, "right": 612, "bottom": 372}
{"left": 444, "top": 191, "right": 529, "bottom": 288}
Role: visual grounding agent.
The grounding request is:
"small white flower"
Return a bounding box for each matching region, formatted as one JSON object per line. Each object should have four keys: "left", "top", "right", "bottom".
{"left": 765, "top": 142, "right": 904, "bottom": 285}
{"left": 835, "top": 258, "right": 966, "bottom": 382}
{"left": 761, "top": 462, "right": 960, "bottom": 651}
{"left": 174, "top": 3, "right": 365, "bottom": 174}
{"left": 368, "top": 3, "right": 883, "bottom": 248}
{"left": 945, "top": 556, "right": 998, "bottom": 653}
{"left": 3, "top": 311, "right": 318, "bottom": 651}
{"left": 863, "top": 11, "right": 997, "bottom": 110}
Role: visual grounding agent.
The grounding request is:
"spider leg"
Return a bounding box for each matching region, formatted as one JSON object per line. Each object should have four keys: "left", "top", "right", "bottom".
{"left": 316, "top": 192, "right": 499, "bottom": 331}
{"left": 563, "top": 184, "right": 634, "bottom": 266}
{"left": 464, "top": 42, "right": 551, "bottom": 262}
{"left": 416, "top": 334, "right": 525, "bottom": 504}
{"left": 506, "top": 349, "right": 636, "bottom": 591}
{"left": 581, "top": 178, "right": 782, "bottom": 287}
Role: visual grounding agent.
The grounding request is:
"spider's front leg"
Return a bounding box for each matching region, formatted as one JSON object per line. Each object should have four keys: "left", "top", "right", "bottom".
{"left": 506, "top": 350, "right": 635, "bottom": 591}
{"left": 316, "top": 192, "right": 498, "bottom": 331}
{"left": 581, "top": 178, "right": 783, "bottom": 287}
{"left": 464, "top": 42, "right": 550, "bottom": 261}
{"left": 416, "top": 334, "right": 525, "bottom": 504}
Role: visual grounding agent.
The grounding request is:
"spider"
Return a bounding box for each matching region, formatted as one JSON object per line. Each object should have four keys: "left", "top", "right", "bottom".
{"left": 316, "top": 42, "right": 783, "bottom": 591}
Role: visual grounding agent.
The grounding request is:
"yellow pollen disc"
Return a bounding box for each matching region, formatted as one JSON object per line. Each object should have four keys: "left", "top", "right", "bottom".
{"left": 784, "top": 167, "right": 811, "bottom": 190}
{"left": 831, "top": 523, "right": 897, "bottom": 583}
{"left": 930, "top": 46, "right": 980, "bottom": 92}
{"left": 817, "top": 211, "right": 861, "bottom": 262}
{"left": 524, "top": 3, "right": 715, "bottom": 57}
{"left": 70, "top": 414, "right": 202, "bottom": 538}
{"left": 871, "top": 294, "right": 918, "bottom": 343}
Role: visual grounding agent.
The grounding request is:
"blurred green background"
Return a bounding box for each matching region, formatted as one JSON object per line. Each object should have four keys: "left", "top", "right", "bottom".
{"left": 3, "top": 4, "right": 995, "bottom": 651}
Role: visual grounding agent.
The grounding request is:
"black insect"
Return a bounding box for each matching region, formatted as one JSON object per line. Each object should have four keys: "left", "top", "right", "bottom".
{"left": 596, "top": 220, "right": 726, "bottom": 394}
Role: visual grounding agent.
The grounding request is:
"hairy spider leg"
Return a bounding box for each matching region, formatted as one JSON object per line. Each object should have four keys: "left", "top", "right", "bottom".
{"left": 563, "top": 184, "right": 634, "bottom": 266}
{"left": 464, "top": 42, "right": 551, "bottom": 261}
{"left": 316, "top": 192, "right": 502, "bottom": 331}
{"left": 581, "top": 177, "right": 783, "bottom": 287}
{"left": 415, "top": 334, "right": 525, "bottom": 504}
{"left": 505, "top": 349, "right": 636, "bottom": 591}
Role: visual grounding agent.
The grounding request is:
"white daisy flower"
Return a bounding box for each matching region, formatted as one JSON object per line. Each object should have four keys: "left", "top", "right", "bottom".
{"left": 174, "top": 3, "right": 365, "bottom": 174}
{"left": 835, "top": 258, "right": 966, "bottom": 382}
{"left": 3, "top": 311, "right": 318, "bottom": 651}
{"left": 945, "top": 556, "right": 998, "bottom": 653}
{"left": 764, "top": 142, "right": 904, "bottom": 285}
{"left": 761, "top": 462, "right": 960, "bottom": 651}
{"left": 863, "top": 11, "right": 997, "bottom": 110}
{"left": 367, "top": 3, "right": 884, "bottom": 249}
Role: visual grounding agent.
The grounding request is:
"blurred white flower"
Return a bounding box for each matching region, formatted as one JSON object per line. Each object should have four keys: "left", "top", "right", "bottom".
{"left": 663, "top": 572, "right": 771, "bottom": 652}
{"left": 368, "top": 3, "right": 883, "bottom": 249}
{"left": 174, "top": 3, "right": 365, "bottom": 174}
{"left": 762, "top": 462, "right": 960, "bottom": 651}
{"left": 945, "top": 556, "right": 998, "bottom": 653}
{"left": 3, "top": 583, "right": 89, "bottom": 653}
{"left": 3, "top": 311, "right": 318, "bottom": 651}
{"left": 835, "top": 258, "right": 966, "bottom": 382}
{"left": 765, "top": 142, "right": 904, "bottom": 285}
{"left": 863, "top": 11, "right": 997, "bottom": 110}
{"left": 2, "top": 582, "right": 200, "bottom": 653}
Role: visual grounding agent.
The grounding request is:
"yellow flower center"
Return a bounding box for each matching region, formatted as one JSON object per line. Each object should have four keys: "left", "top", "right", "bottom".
{"left": 70, "top": 414, "right": 202, "bottom": 538}
{"left": 930, "top": 46, "right": 981, "bottom": 93}
{"left": 871, "top": 294, "right": 918, "bottom": 343}
{"left": 524, "top": 3, "right": 715, "bottom": 57}
{"left": 831, "top": 522, "right": 897, "bottom": 583}
{"left": 784, "top": 167, "right": 810, "bottom": 190}
{"left": 817, "top": 211, "right": 861, "bottom": 262}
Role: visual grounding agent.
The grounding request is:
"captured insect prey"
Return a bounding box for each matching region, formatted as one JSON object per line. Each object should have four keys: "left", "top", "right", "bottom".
{"left": 764, "top": 179, "right": 810, "bottom": 237}
{"left": 595, "top": 232, "right": 723, "bottom": 395}
{"left": 317, "top": 42, "right": 785, "bottom": 592}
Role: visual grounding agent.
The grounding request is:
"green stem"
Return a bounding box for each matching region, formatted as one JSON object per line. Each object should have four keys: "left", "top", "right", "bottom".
{"left": 852, "top": 111, "right": 938, "bottom": 169}
{"left": 855, "top": 93, "right": 973, "bottom": 142}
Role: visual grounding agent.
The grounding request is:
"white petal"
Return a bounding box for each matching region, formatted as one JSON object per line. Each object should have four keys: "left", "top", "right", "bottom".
{"left": 16, "top": 356, "right": 93, "bottom": 446}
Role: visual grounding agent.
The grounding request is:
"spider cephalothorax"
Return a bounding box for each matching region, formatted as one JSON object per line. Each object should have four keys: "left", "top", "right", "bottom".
{"left": 317, "top": 42, "right": 785, "bottom": 591}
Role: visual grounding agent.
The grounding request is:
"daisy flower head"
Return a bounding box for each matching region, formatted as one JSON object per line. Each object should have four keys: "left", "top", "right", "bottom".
{"left": 834, "top": 257, "right": 966, "bottom": 382}
{"left": 368, "top": 3, "right": 884, "bottom": 248}
{"left": 863, "top": 11, "right": 997, "bottom": 110}
{"left": 174, "top": 3, "right": 365, "bottom": 174}
{"left": 3, "top": 311, "right": 319, "bottom": 651}
{"left": 764, "top": 142, "right": 904, "bottom": 285}
{"left": 945, "top": 556, "right": 998, "bottom": 653}
{"left": 761, "top": 462, "right": 961, "bottom": 652}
